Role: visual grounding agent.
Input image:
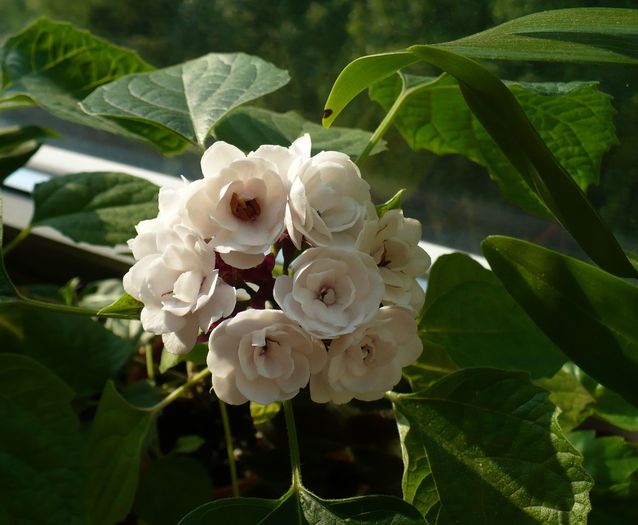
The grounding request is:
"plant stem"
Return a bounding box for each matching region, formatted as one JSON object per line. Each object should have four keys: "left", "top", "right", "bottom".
{"left": 219, "top": 400, "right": 240, "bottom": 497}
{"left": 356, "top": 89, "right": 407, "bottom": 167}
{"left": 20, "top": 296, "right": 100, "bottom": 316}
{"left": 2, "top": 226, "right": 31, "bottom": 256}
{"left": 283, "top": 399, "right": 302, "bottom": 489}
{"left": 151, "top": 368, "right": 211, "bottom": 413}
{"left": 144, "top": 344, "right": 155, "bottom": 384}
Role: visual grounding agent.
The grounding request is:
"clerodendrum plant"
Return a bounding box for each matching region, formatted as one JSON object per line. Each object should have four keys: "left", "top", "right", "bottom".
{"left": 0, "top": 7, "right": 637, "bottom": 525}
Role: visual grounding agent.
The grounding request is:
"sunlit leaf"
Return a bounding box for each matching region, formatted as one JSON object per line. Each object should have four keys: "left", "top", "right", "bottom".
{"left": 482, "top": 236, "right": 638, "bottom": 408}
{"left": 0, "top": 354, "right": 85, "bottom": 525}
{"left": 370, "top": 74, "right": 617, "bottom": 216}
{"left": 82, "top": 53, "right": 290, "bottom": 149}
{"left": 159, "top": 343, "right": 207, "bottom": 374}
{"left": 419, "top": 253, "right": 565, "bottom": 378}
{"left": 436, "top": 8, "right": 638, "bottom": 64}
{"left": 392, "top": 368, "right": 592, "bottom": 524}
{"left": 250, "top": 402, "right": 281, "bottom": 426}
{"left": 97, "top": 292, "right": 143, "bottom": 319}
{"left": 375, "top": 189, "right": 406, "bottom": 217}
{"left": 31, "top": 171, "right": 159, "bottom": 247}
{"left": 0, "top": 18, "right": 186, "bottom": 154}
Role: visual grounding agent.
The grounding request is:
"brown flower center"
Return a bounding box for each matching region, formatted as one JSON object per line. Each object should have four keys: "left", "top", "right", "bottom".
{"left": 231, "top": 193, "right": 261, "bottom": 222}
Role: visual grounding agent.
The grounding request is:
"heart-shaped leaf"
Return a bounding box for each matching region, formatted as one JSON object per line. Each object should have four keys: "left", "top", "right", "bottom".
{"left": 82, "top": 53, "right": 290, "bottom": 149}
{"left": 31, "top": 171, "right": 159, "bottom": 247}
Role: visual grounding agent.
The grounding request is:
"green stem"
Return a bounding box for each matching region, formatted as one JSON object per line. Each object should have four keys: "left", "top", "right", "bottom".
{"left": 151, "top": 368, "right": 211, "bottom": 413}
{"left": 219, "top": 400, "right": 240, "bottom": 497}
{"left": 144, "top": 344, "right": 155, "bottom": 385}
{"left": 19, "top": 296, "right": 100, "bottom": 316}
{"left": 356, "top": 89, "right": 407, "bottom": 167}
{"left": 2, "top": 225, "right": 31, "bottom": 256}
{"left": 283, "top": 400, "right": 302, "bottom": 489}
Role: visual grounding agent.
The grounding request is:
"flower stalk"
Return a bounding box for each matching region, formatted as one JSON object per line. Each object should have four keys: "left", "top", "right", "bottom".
{"left": 283, "top": 399, "right": 303, "bottom": 489}
{"left": 219, "top": 400, "right": 240, "bottom": 497}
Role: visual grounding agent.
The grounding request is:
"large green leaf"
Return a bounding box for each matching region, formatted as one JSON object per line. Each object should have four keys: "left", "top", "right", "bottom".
{"left": 569, "top": 431, "right": 638, "bottom": 525}
{"left": 82, "top": 53, "right": 290, "bottom": 149}
{"left": 482, "top": 236, "right": 638, "bottom": 408}
{"left": 0, "top": 125, "right": 55, "bottom": 183}
{"left": 391, "top": 368, "right": 592, "bottom": 524}
{"left": 180, "top": 488, "right": 425, "bottom": 525}
{"left": 87, "top": 381, "right": 155, "bottom": 525}
{"left": 370, "top": 74, "right": 616, "bottom": 216}
{"left": 324, "top": 44, "right": 635, "bottom": 277}
{"left": 0, "top": 18, "right": 186, "bottom": 154}
{"left": 408, "top": 45, "right": 636, "bottom": 278}
{"left": 31, "top": 171, "right": 159, "bottom": 247}
{"left": 0, "top": 354, "right": 85, "bottom": 525}
{"left": 436, "top": 8, "right": 638, "bottom": 65}
{"left": 214, "top": 106, "right": 384, "bottom": 158}
{"left": 419, "top": 253, "right": 565, "bottom": 378}
{"left": 0, "top": 307, "right": 135, "bottom": 396}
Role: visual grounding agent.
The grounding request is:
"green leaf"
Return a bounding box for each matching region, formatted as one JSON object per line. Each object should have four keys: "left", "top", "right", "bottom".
{"left": 0, "top": 306, "right": 136, "bottom": 396}
{"left": 376, "top": 189, "right": 406, "bottom": 217}
{"left": 436, "top": 8, "right": 638, "bottom": 65}
{"left": 0, "top": 354, "right": 85, "bottom": 525}
{"left": 82, "top": 53, "right": 290, "bottom": 148}
{"left": 569, "top": 431, "right": 638, "bottom": 525}
{"left": 322, "top": 51, "right": 418, "bottom": 127}
{"left": 403, "top": 338, "right": 459, "bottom": 392}
{"left": 534, "top": 365, "right": 595, "bottom": 432}
{"left": 134, "top": 456, "right": 213, "bottom": 525}
{"left": 180, "top": 489, "right": 425, "bottom": 524}
{"left": 173, "top": 435, "right": 206, "bottom": 455}
{"left": 408, "top": 45, "right": 636, "bottom": 278}
{"left": 0, "top": 18, "right": 185, "bottom": 154}
{"left": 87, "top": 381, "right": 155, "bottom": 525}
{"left": 97, "top": 292, "right": 143, "bottom": 319}
{"left": 250, "top": 402, "right": 281, "bottom": 426}
{"left": 482, "top": 236, "right": 638, "bottom": 408}
{"left": 391, "top": 368, "right": 592, "bottom": 524}
{"left": 178, "top": 497, "right": 280, "bottom": 524}
{"left": 215, "top": 106, "right": 384, "bottom": 159}
{"left": 0, "top": 194, "right": 19, "bottom": 300}
{"left": 0, "top": 125, "right": 55, "bottom": 182}
{"left": 370, "top": 74, "right": 617, "bottom": 216}
{"left": 31, "top": 171, "right": 159, "bottom": 247}
{"left": 159, "top": 343, "right": 208, "bottom": 374}
{"left": 419, "top": 253, "right": 565, "bottom": 378}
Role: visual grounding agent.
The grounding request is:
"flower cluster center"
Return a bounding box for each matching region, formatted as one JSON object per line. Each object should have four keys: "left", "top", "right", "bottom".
{"left": 230, "top": 192, "right": 261, "bottom": 222}
{"left": 319, "top": 286, "right": 336, "bottom": 305}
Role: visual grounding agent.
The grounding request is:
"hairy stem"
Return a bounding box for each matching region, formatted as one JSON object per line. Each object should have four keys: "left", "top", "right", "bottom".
{"left": 283, "top": 399, "right": 302, "bottom": 489}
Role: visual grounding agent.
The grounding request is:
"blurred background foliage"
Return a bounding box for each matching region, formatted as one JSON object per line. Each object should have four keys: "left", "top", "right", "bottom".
{"left": 1, "top": 0, "right": 636, "bottom": 254}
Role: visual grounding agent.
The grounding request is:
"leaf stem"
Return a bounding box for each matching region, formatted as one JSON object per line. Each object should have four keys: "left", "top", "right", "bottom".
{"left": 19, "top": 296, "right": 101, "bottom": 316}
{"left": 219, "top": 400, "right": 240, "bottom": 497}
{"left": 356, "top": 88, "right": 406, "bottom": 167}
{"left": 2, "top": 225, "right": 31, "bottom": 256}
{"left": 151, "top": 367, "right": 211, "bottom": 413}
{"left": 283, "top": 399, "right": 302, "bottom": 489}
{"left": 144, "top": 344, "right": 155, "bottom": 385}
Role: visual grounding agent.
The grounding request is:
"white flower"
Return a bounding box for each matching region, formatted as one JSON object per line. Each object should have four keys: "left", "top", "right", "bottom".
{"left": 182, "top": 137, "right": 309, "bottom": 269}
{"left": 274, "top": 247, "right": 384, "bottom": 339}
{"left": 207, "top": 309, "right": 327, "bottom": 405}
{"left": 310, "top": 306, "right": 422, "bottom": 404}
{"left": 123, "top": 223, "right": 236, "bottom": 355}
{"left": 357, "top": 210, "right": 431, "bottom": 313}
{"left": 285, "top": 149, "right": 375, "bottom": 249}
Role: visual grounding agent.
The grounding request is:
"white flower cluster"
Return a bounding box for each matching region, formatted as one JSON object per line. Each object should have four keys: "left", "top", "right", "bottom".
{"left": 123, "top": 135, "right": 430, "bottom": 405}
